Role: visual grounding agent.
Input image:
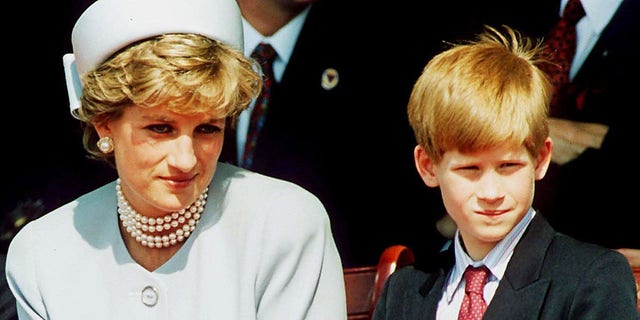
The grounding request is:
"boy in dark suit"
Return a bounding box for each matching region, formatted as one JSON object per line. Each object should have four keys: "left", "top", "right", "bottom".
{"left": 372, "top": 25, "right": 638, "bottom": 319}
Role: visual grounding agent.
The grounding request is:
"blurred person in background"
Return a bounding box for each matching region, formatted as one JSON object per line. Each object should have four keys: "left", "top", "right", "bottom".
{"left": 221, "top": 0, "right": 467, "bottom": 268}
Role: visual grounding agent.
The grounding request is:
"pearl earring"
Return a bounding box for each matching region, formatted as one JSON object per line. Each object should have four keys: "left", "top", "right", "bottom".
{"left": 97, "top": 136, "right": 114, "bottom": 154}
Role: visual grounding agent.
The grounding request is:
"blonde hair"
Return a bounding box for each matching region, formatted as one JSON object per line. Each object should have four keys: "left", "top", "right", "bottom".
{"left": 407, "top": 25, "right": 552, "bottom": 163}
{"left": 76, "top": 33, "right": 261, "bottom": 163}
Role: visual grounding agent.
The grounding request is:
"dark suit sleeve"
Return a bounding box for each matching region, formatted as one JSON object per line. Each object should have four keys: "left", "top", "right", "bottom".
{"left": 371, "top": 275, "right": 390, "bottom": 320}
{"left": 569, "top": 249, "right": 638, "bottom": 318}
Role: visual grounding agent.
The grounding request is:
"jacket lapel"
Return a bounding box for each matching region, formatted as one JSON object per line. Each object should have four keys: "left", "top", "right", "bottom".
{"left": 411, "top": 245, "right": 456, "bottom": 319}
{"left": 483, "top": 214, "right": 554, "bottom": 319}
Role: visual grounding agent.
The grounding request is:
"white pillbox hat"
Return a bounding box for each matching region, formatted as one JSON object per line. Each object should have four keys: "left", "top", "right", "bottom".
{"left": 63, "top": 0, "right": 244, "bottom": 118}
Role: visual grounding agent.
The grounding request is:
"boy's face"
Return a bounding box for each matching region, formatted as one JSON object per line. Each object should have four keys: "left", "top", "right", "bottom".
{"left": 414, "top": 139, "right": 552, "bottom": 259}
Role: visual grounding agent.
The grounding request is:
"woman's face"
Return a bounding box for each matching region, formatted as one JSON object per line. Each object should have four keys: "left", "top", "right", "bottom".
{"left": 96, "top": 104, "right": 225, "bottom": 217}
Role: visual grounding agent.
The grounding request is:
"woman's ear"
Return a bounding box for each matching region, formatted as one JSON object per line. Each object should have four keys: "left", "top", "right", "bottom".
{"left": 93, "top": 120, "right": 112, "bottom": 139}
{"left": 535, "top": 137, "right": 553, "bottom": 180}
{"left": 414, "top": 145, "right": 439, "bottom": 187}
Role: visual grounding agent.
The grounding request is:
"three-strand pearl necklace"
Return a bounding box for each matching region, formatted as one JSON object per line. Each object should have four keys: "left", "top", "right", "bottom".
{"left": 116, "top": 179, "right": 208, "bottom": 248}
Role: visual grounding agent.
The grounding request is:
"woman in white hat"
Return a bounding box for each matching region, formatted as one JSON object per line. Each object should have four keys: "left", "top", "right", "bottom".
{"left": 5, "top": 0, "right": 346, "bottom": 318}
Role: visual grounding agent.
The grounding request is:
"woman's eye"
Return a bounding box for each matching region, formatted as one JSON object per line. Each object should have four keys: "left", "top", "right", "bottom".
{"left": 197, "top": 124, "right": 222, "bottom": 134}
{"left": 147, "top": 124, "right": 172, "bottom": 133}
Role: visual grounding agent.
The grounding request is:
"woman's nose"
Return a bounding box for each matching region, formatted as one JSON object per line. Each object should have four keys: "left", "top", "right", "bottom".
{"left": 166, "top": 135, "right": 197, "bottom": 172}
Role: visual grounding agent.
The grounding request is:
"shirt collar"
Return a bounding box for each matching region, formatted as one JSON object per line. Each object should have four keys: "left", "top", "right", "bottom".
{"left": 444, "top": 208, "right": 536, "bottom": 303}
{"left": 562, "top": 0, "right": 623, "bottom": 35}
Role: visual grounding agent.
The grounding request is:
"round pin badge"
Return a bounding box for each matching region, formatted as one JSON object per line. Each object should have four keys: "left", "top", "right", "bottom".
{"left": 321, "top": 68, "right": 339, "bottom": 90}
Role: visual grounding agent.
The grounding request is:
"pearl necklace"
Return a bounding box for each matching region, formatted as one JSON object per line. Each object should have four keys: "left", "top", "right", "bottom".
{"left": 116, "top": 179, "right": 208, "bottom": 248}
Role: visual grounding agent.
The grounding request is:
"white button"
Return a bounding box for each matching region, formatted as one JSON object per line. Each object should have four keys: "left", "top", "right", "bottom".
{"left": 141, "top": 285, "right": 158, "bottom": 307}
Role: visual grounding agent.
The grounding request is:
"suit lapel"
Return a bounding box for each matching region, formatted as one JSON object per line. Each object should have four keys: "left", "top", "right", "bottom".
{"left": 484, "top": 214, "right": 555, "bottom": 319}
{"left": 408, "top": 246, "right": 455, "bottom": 319}
{"left": 411, "top": 270, "right": 447, "bottom": 319}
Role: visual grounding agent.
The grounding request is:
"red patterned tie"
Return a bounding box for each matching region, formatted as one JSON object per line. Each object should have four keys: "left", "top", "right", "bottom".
{"left": 542, "top": 0, "right": 585, "bottom": 115}
{"left": 241, "top": 43, "right": 277, "bottom": 169}
{"left": 458, "top": 266, "right": 490, "bottom": 320}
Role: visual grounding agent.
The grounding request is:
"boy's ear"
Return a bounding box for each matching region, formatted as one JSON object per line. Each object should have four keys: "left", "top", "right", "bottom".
{"left": 414, "top": 145, "right": 440, "bottom": 187}
{"left": 535, "top": 137, "right": 553, "bottom": 180}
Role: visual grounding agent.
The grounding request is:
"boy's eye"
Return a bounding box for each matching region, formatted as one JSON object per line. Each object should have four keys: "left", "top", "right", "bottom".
{"left": 500, "top": 162, "right": 523, "bottom": 169}
{"left": 497, "top": 162, "right": 525, "bottom": 174}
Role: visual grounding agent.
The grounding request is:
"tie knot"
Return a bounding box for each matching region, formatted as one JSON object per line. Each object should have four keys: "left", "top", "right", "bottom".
{"left": 562, "top": 0, "right": 585, "bottom": 25}
{"left": 463, "top": 266, "right": 489, "bottom": 294}
{"left": 251, "top": 43, "right": 277, "bottom": 67}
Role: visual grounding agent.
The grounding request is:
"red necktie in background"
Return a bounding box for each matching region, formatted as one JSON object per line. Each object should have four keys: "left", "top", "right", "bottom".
{"left": 241, "top": 43, "right": 277, "bottom": 169}
{"left": 458, "top": 266, "right": 490, "bottom": 320}
{"left": 542, "top": 0, "right": 585, "bottom": 115}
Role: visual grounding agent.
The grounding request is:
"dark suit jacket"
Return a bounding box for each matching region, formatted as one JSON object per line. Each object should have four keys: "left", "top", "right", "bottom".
{"left": 220, "top": 0, "right": 452, "bottom": 267}
{"left": 372, "top": 214, "right": 639, "bottom": 319}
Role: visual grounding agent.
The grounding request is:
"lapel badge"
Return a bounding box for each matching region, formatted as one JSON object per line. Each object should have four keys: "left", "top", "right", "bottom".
{"left": 321, "top": 68, "right": 339, "bottom": 90}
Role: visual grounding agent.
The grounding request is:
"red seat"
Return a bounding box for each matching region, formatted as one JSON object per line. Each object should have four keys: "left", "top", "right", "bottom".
{"left": 632, "top": 267, "right": 640, "bottom": 312}
{"left": 344, "top": 245, "right": 415, "bottom": 320}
